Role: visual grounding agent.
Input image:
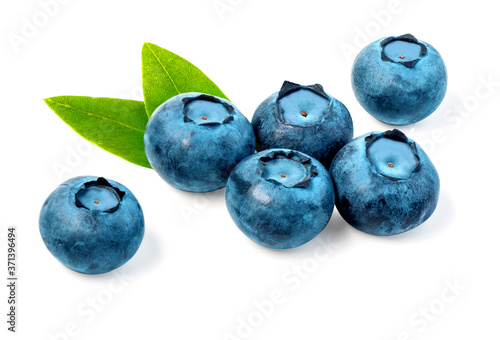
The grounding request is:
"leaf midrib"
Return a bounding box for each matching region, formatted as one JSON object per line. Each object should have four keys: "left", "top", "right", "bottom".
{"left": 45, "top": 99, "right": 145, "bottom": 133}
{"left": 145, "top": 43, "right": 181, "bottom": 96}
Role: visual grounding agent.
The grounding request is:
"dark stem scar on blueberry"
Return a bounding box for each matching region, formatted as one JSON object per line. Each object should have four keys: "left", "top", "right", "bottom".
{"left": 259, "top": 150, "right": 318, "bottom": 188}
{"left": 380, "top": 33, "right": 428, "bottom": 68}
{"left": 301, "top": 111, "right": 308, "bottom": 117}
{"left": 75, "top": 177, "right": 125, "bottom": 213}
{"left": 182, "top": 94, "right": 235, "bottom": 125}
{"left": 364, "top": 129, "right": 421, "bottom": 181}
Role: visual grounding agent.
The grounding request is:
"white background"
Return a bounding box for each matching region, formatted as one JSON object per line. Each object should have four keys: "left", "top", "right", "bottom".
{"left": 1, "top": 0, "right": 499, "bottom": 339}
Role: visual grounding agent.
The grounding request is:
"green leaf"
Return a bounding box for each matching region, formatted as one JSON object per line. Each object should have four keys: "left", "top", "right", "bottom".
{"left": 142, "top": 42, "right": 229, "bottom": 116}
{"left": 44, "top": 96, "right": 152, "bottom": 168}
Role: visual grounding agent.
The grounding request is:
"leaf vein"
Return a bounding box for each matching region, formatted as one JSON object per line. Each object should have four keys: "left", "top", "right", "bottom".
{"left": 146, "top": 43, "right": 181, "bottom": 95}
{"left": 47, "top": 99, "right": 145, "bottom": 133}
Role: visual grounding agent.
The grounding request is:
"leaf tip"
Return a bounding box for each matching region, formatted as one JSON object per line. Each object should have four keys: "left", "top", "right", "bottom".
{"left": 43, "top": 97, "right": 55, "bottom": 107}
{"left": 142, "top": 42, "right": 155, "bottom": 50}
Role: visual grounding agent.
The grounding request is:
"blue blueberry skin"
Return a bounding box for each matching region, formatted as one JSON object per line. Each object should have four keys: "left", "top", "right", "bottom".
{"left": 225, "top": 149, "right": 335, "bottom": 249}
{"left": 352, "top": 34, "right": 447, "bottom": 125}
{"left": 39, "top": 176, "right": 145, "bottom": 274}
{"left": 329, "top": 130, "right": 440, "bottom": 236}
{"left": 252, "top": 81, "right": 353, "bottom": 168}
{"left": 144, "top": 93, "right": 256, "bottom": 193}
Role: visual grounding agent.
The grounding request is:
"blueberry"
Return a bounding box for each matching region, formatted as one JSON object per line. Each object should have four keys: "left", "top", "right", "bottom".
{"left": 144, "top": 93, "right": 256, "bottom": 192}
{"left": 330, "top": 129, "right": 439, "bottom": 236}
{"left": 252, "top": 81, "right": 353, "bottom": 168}
{"left": 352, "top": 34, "right": 447, "bottom": 125}
{"left": 39, "top": 176, "right": 145, "bottom": 274}
{"left": 225, "top": 149, "right": 335, "bottom": 249}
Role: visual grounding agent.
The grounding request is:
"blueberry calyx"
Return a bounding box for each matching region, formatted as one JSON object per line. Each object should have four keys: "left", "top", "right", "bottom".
{"left": 276, "top": 81, "right": 332, "bottom": 127}
{"left": 75, "top": 177, "right": 125, "bottom": 213}
{"left": 182, "top": 94, "right": 235, "bottom": 125}
{"left": 380, "top": 34, "right": 428, "bottom": 68}
{"left": 277, "top": 81, "right": 329, "bottom": 101}
{"left": 364, "top": 129, "right": 421, "bottom": 181}
{"left": 259, "top": 150, "right": 318, "bottom": 188}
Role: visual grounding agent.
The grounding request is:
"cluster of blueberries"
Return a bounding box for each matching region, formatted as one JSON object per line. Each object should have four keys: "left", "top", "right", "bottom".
{"left": 39, "top": 34, "right": 447, "bottom": 274}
